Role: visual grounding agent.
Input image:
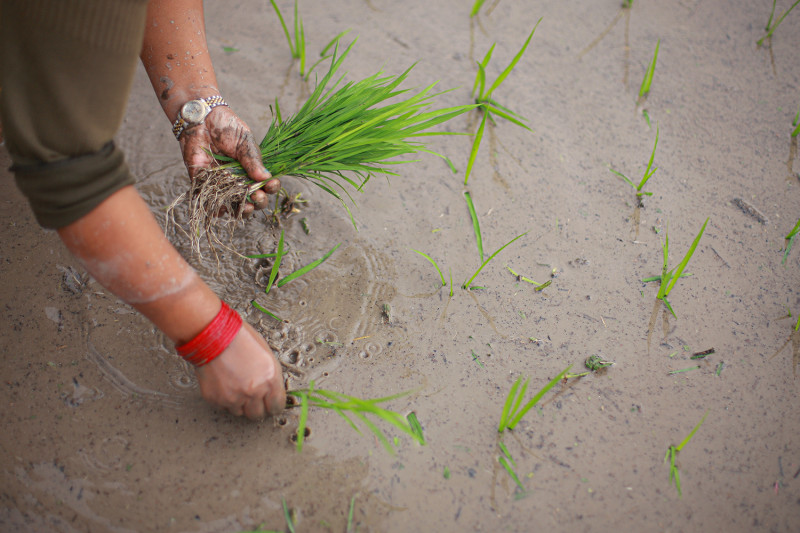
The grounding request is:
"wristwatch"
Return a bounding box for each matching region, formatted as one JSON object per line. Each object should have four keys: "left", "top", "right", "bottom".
{"left": 172, "top": 95, "right": 228, "bottom": 139}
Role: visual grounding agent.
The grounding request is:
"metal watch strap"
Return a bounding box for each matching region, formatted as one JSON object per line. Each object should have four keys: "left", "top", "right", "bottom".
{"left": 172, "top": 95, "right": 228, "bottom": 140}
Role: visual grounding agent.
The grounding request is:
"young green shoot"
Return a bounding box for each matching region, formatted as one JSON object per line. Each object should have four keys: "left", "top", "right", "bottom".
{"left": 288, "top": 382, "right": 424, "bottom": 453}
{"left": 638, "top": 39, "right": 660, "bottom": 100}
{"left": 498, "top": 365, "right": 572, "bottom": 432}
{"left": 304, "top": 29, "right": 352, "bottom": 80}
{"left": 757, "top": 0, "right": 800, "bottom": 46}
{"left": 609, "top": 124, "right": 659, "bottom": 198}
{"left": 251, "top": 300, "right": 283, "bottom": 322}
{"left": 269, "top": 0, "right": 306, "bottom": 76}
{"left": 784, "top": 218, "right": 800, "bottom": 264}
{"left": 654, "top": 218, "right": 709, "bottom": 317}
{"left": 665, "top": 410, "right": 708, "bottom": 497}
{"left": 464, "top": 191, "right": 484, "bottom": 262}
{"left": 497, "top": 442, "right": 526, "bottom": 492}
{"left": 465, "top": 19, "right": 541, "bottom": 184}
{"left": 277, "top": 242, "right": 340, "bottom": 287}
{"left": 265, "top": 229, "right": 285, "bottom": 294}
{"left": 411, "top": 249, "right": 447, "bottom": 287}
{"left": 470, "top": 0, "right": 487, "bottom": 17}
{"left": 792, "top": 103, "right": 800, "bottom": 137}
{"left": 462, "top": 232, "right": 527, "bottom": 290}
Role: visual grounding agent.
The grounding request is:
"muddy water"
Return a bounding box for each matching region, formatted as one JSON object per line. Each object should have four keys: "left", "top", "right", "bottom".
{"left": 2, "top": 0, "right": 800, "bottom": 531}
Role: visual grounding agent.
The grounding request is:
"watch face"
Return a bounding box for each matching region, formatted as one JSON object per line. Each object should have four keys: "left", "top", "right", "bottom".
{"left": 181, "top": 100, "right": 210, "bottom": 124}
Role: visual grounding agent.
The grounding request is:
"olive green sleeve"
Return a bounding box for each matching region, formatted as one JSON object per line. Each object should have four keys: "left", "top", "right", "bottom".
{"left": 0, "top": 0, "right": 148, "bottom": 228}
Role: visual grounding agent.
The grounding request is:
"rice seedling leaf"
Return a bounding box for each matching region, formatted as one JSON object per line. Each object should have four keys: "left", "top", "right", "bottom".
{"left": 471, "top": 0, "right": 487, "bottom": 17}
{"left": 269, "top": 0, "right": 295, "bottom": 56}
{"left": 295, "top": 387, "right": 310, "bottom": 452}
{"left": 757, "top": 0, "right": 800, "bottom": 45}
{"left": 251, "top": 300, "right": 283, "bottom": 322}
{"left": 663, "top": 218, "right": 708, "bottom": 297}
{"left": 638, "top": 124, "right": 659, "bottom": 192}
{"left": 277, "top": 242, "right": 340, "bottom": 287}
{"left": 483, "top": 103, "right": 532, "bottom": 130}
{"left": 282, "top": 498, "right": 296, "bottom": 533}
{"left": 486, "top": 18, "right": 542, "bottom": 99}
{"left": 473, "top": 44, "right": 496, "bottom": 99}
{"left": 498, "top": 376, "right": 522, "bottom": 432}
{"left": 784, "top": 218, "right": 800, "bottom": 263}
{"left": 410, "top": 249, "right": 446, "bottom": 287}
{"left": 676, "top": 410, "right": 708, "bottom": 451}
{"left": 462, "top": 232, "right": 527, "bottom": 289}
{"left": 609, "top": 168, "right": 636, "bottom": 189}
{"left": 464, "top": 191, "right": 484, "bottom": 262}
{"left": 498, "top": 441, "right": 515, "bottom": 465}
{"left": 498, "top": 455, "right": 526, "bottom": 491}
{"left": 320, "top": 29, "right": 351, "bottom": 57}
{"left": 464, "top": 111, "right": 488, "bottom": 185}
{"left": 265, "top": 230, "right": 285, "bottom": 294}
{"left": 506, "top": 365, "right": 571, "bottom": 430}
{"left": 639, "top": 39, "right": 660, "bottom": 98}
{"left": 346, "top": 495, "right": 356, "bottom": 533}
{"left": 406, "top": 412, "right": 425, "bottom": 444}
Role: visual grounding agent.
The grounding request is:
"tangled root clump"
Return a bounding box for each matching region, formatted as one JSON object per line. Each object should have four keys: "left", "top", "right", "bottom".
{"left": 167, "top": 167, "right": 252, "bottom": 255}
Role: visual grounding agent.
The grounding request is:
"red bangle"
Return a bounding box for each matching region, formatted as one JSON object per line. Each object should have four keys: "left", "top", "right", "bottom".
{"left": 175, "top": 302, "right": 243, "bottom": 367}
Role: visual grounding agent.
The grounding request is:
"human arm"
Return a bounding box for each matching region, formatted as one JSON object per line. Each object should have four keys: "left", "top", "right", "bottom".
{"left": 139, "top": 0, "right": 279, "bottom": 212}
{"left": 57, "top": 186, "right": 286, "bottom": 419}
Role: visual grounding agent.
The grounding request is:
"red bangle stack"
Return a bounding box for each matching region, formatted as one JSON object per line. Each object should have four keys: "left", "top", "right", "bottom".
{"left": 175, "top": 301, "right": 243, "bottom": 367}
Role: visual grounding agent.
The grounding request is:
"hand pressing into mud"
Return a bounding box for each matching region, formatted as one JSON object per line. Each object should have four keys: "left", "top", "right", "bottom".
{"left": 180, "top": 106, "right": 280, "bottom": 215}
{"left": 195, "top": 322, "right": 286, "bottom": 420}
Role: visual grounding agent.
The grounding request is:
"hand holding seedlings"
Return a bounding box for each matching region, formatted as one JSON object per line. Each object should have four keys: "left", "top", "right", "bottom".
{"left": 3, "top": 0, "right": 287, "bottom": 420}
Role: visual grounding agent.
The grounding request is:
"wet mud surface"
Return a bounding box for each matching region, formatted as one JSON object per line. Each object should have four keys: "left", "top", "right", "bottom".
{"left": 2, "top": 1, "right": 800, "bottom": 531}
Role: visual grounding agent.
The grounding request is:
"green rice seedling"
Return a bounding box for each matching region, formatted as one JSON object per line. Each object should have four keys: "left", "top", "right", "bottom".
{"left": 465, "top": 19, "right": 541, "bottom": 184}
{"left": 792, "top": 104, "right": 800, "bottom": 137}
{"left": 497, "top": 441, "right": 526, "bottom": 492}
{"left": 638, "top": 39, "right": 660, "bottom": 101}
{"left": 269, "top": 0, "right": 306, "bottom": 76}
{"left": 406, "top": 412, "right": 425, "bottom": 444}
{"left": 784, "top": 217, "right": 800, "bottom": 263}
{"left": 498, "top": 365, "right": 572, "bottom": 432}
{"left": 652, "top": 218, "right": 709, "bottom": 317}
{"left": 464, "top": 191, "right": 484, "bottom": 262}
{"left": 276, "top": 242, "right": 340, "bottom": 287}
{"left": 183, "top": 41, "right": 475, "bottom": 244}
{"left": 304, "top": 29, "right": 352, "bottom": 81}
{"left": 346, "top": 495, "right": 356, "bottom": 533}
{"left": 288, "top": 382, "right": 424, "bottom": 453}
{"left": 757, "top": 0, "right": 800, "bottom": 46}
{"left": 610, "top": 124, "right": 659, "bottom": 198}
{"left": 251, "top": 300, "right": 283, "bottom": 322}
{"left": 411, "top": 249, "right": 447, "bottom": 287}
{"left": 664, "top": 411, "right": 708, "bottom": 497}
{"left": 462, "top": 232, "right": 527, "bottom": 290}
{"left": 470, "top": 0, "right": 487, "bottom": 16}
{"left": 265, "top": 230, "right": 285, "bottom": 294}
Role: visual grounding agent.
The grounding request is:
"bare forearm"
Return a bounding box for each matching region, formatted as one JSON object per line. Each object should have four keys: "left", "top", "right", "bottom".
{"left": 140, "top": 0, "right": 220, "bottom": 121}
{"left": 57, "top": 186, "right": 219, "bottom": 344}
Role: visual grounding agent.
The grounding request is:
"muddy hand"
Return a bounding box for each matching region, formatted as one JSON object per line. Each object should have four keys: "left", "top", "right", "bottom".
{"left": 179, "top": 106, "right": 280, "bottom": 214}
{"left": 194, "top": 322, "right": 286, "bottom": 420}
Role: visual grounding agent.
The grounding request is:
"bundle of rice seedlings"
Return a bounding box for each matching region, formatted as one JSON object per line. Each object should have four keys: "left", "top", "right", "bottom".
{"left": 180, "top": 40, "right": 475, "bottom": 251}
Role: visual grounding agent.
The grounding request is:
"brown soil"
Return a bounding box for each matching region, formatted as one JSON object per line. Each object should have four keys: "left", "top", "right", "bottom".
{"left": 2, "top": 1, "right": 800, "bottom": 531}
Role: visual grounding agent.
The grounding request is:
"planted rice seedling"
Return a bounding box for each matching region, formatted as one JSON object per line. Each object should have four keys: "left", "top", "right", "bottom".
{"left": 176, "top": 41, "right": 475, "bottom": 249}
{"left": 638, "top": 39, "right": 660, "bottom": 102}
{"left": 497, "top": 441, "right": 526, "bottom": 493}
{"left": 270, "top": 0, "right": 306, "bottom": 76}
{"left": 411, "top": 249, "right": 447, "bottom": 288}
{"left": 610, "top": 124, "right": 659, "bottom": 199}
{"left": 465, "top": 19, "right": 542, "bottom": 184}
{"left": 650, "top": 218, "right": 709, "bottom": 317}
{"left": 792, "top": 104, "right": 800, "bottom": 137}
{"left": 288, "top": 382, "right": 424, "bottom": 453}
{"left": 464, "top": 191, "right": 484, "bottom": 262}
{"left": 757, "top": 0, "right": 800, "bottom": 46}
{"left": 784, "top": 217, "right": 800, "bottom": 263}
{"left": 498, "top": 365, "right": 572, "bottom": 432}
{"left": 664, "top": 411, "right": 708, "bottom": 497}
{"left": 462, "top": 232, "right": 528, "bottom": 290}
